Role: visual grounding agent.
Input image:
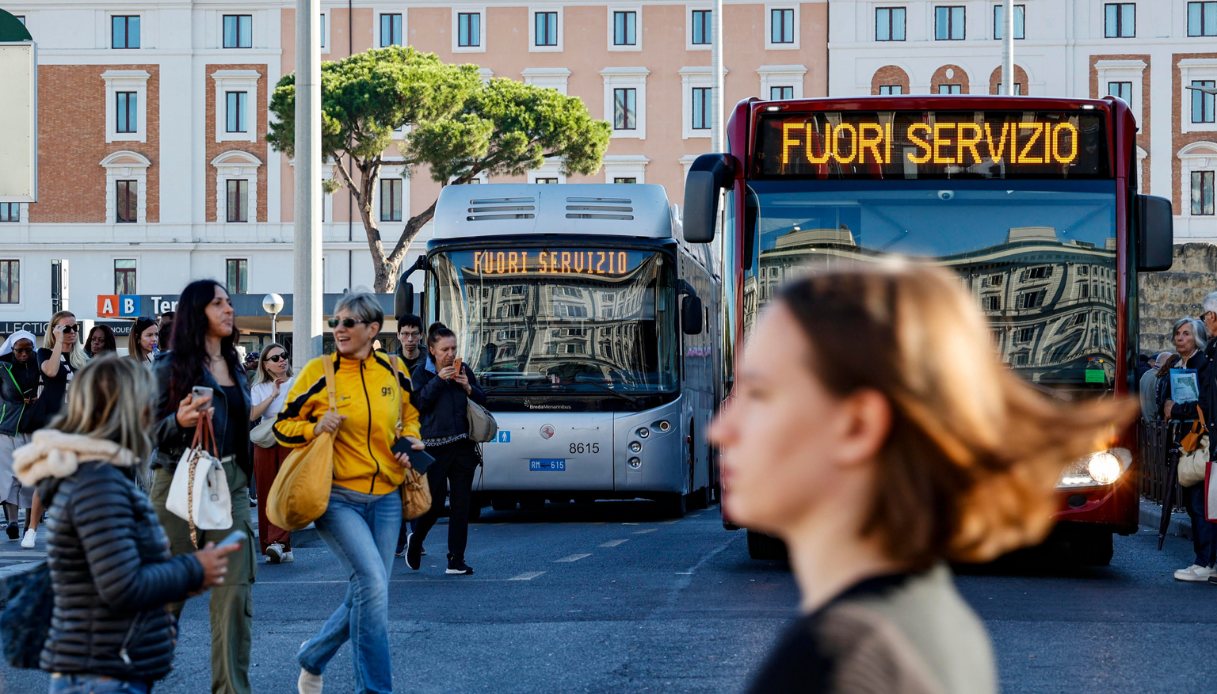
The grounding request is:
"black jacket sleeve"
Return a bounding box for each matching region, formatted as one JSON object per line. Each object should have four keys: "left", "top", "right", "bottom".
{"left": 411, "top": 367, "right": 445, "bottom": 413}
{"left": 69, "top": 469, "right": 204, "bottom": 611}
{"left": 151, "top": 356, "right": 191, "bottom": 452}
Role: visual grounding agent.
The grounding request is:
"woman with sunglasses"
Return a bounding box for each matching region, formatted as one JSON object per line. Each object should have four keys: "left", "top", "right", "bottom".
{"left": 148, "top": 280, "right": 255, "bottom": 694}
{"left": 275, "top": 293, "right": 422, "bottom": 694}
{"left": 127, "top": 317, "right": 159, "bottom": 365}
{"left": 249, "top": 343, "right": 296, "bottom": 564}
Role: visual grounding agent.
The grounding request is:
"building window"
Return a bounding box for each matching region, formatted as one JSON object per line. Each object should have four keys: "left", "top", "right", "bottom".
{"left": 115, "top": 92, "right": 137, "bottom": 134}
{"left": 0, "top": 203, "right": 18, "bottom": 223}
{"left": 1104, "top": 3, "right": 1135, "bottom": 38}
{"left": 114, "top": 260, "right": 137, "bottom": 294}
{"left": 534, "top": 11, "right": 559, "bottom": 47}
{"left": 222, "top": 14, "right": 252, "bottom": 49}
{"left": 320, "top": 13, "right": 327, "bottom": 50}
{"left": 380, "top": 179, "right": 403, "bottom": 222}
{"left": 1108, "top": 80, "right": 1133, "bottom": 103}
{"left": 996, "top": 82, "right": 1024, "bottom": 95}
{"left": 1192, "top": 80, "right": 1216, "bottom": 123}
{"left": 875, "top": 7, "right": 906, "bottom": 41}
{"left": 0, "top": 260, "right": 18, "bottom": 304}
{"left": 691, "top": 87, "right": 711, "bottom": 130}
{"left": 878, "top": 84, "right": 903, "bottom": 95}
{"left": 769, "top": 85, "right": 794, "bottom": 100}
{"left": 993, "top": 4, "right": 1026, "bottom": 39}
{"left": 935, "top": 6, "right": 965, "bottom": 40}
{"left": 116, "top": 180, "right": 137, "bottom": 223}
{"left": 535, "top": 177, "right": 559, "bottom": 184}
{"left": 226, "top": 179, "right": 249, "bottom": 223}
{"left": 613, "top": 11, "right": 637, "bottom": 46}
{"left": 691, "top": 9, "right": 712, "bottom": 45}
{"left": 613, "top": 177, "right": 637, "bottom": 184}
{"left": 226, "top": 91, "right": 248, "bottom": 133}
{"left": 226, "top": 259, "right": 249, "bottom": 294}
{"left": 613, "top": 88, "right": 637, "bottom": 130}
{"left": 1190, "top": 2, "right": 1217, "bottom": 35}
{"left": 769, "top": 8, "right": 795, "bottom": 44}
{"left": 458, "top": 12, "right": 481, "bottom": 47}
{"left": 380, "top": 13, "right": 402, "bottom": 47}
{"left": 938, "top": 84, "right": 963, "bottom": 94}
{"left": 111, "top": 15, "right": 140, "bottom": 49}
{"left": 1194, "top": 171, "right": 1216, "bottom": 215}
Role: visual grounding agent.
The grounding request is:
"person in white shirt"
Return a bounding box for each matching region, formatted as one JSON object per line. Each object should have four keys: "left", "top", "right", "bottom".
{"left": 248, "top": 343, "right": 296, "bottom": 564}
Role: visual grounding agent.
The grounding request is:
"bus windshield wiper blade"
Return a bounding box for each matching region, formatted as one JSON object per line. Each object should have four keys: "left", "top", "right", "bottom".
{"left": 571, "top": 380, "right": 643, "bottom": 407}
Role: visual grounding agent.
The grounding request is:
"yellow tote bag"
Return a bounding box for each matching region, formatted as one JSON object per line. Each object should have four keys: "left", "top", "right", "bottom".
{"left": 267, "top": 356, "right": 337, "bottom": 531}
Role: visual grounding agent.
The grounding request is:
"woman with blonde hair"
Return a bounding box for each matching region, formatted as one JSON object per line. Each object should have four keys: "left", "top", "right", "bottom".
{"left": 248, "top": 342, "right": 296, "bottom": 563}
{"left": 13, "top": 356, "right": 237, "bottom": 693}
{"left": 709, "top": 261, "right": 1135, "bottom": 693}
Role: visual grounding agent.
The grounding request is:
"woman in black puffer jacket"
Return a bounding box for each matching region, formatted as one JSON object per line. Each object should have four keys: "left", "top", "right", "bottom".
{"left": 13, "top": 356, "right": 237, "bottom": 693}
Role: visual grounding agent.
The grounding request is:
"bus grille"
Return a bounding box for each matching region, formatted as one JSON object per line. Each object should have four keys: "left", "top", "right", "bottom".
{"left": 565, "top": 196, "right": 635, "bottom": 221}
{"left": 466, "top": 197, "right": 536, "bottom": 221}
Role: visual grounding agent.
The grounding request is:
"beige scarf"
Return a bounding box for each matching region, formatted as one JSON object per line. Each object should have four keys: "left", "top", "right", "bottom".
{"left": 13, "top": 430, "right": 137, "bottom": 487}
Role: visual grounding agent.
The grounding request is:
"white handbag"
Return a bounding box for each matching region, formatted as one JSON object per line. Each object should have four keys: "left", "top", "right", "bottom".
{"left": 166, "top": 411, "right": 233, "bottom": 545}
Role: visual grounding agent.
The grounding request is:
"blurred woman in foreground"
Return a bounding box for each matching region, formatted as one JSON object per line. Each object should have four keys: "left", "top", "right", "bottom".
{"left": 709, "top": 261, "right": 1134, "bottom": 694}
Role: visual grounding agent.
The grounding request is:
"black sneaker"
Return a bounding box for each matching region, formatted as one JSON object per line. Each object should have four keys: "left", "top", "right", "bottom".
{"left": 404, "top": 533, "right": 421, "bottom": 571}
{"left": 446, "top": 554, "right": 474, "bottom": 576}
{"left": 5, "top": 522, "right": 18, "bottom": 541}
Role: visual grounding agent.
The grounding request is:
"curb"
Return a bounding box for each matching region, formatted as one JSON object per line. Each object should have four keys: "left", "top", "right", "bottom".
{"left": 1139, "top": 498, "right": 1192, "bottom": 540}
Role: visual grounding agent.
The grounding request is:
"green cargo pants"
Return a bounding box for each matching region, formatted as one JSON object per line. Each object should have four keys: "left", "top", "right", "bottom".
{"left": 151, "top": 461, "right": 256, "bottom": 694}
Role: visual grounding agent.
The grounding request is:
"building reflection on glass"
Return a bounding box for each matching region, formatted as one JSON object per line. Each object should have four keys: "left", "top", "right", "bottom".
{"left": 748, "top": 224, "right": 1118, "bottom": 388}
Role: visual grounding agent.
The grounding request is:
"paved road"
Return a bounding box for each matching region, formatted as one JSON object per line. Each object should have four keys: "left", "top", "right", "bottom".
{"left": 3, "top": 501, "right": 1217, "bottom": 693}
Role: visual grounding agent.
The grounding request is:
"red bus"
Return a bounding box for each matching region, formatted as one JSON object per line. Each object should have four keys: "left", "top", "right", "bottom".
{"left": 683, "top": 95, "right": 1174, "bottom": 563}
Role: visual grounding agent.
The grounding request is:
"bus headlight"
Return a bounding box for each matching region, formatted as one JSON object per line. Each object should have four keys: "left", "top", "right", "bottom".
{"left": 652, "top": 420, "right": 672, "bottom": 433}
{"left": 629, "top": 441, "right": 643, "bottom": 453}
{"left": 1058, "top": 448, "right": 1132, "bottom": 488}
{"left": 628, "top": 457, "right": 642, "bottom": 469}
{"left": 636, "top": 427, "right": 650, "bottom": 439}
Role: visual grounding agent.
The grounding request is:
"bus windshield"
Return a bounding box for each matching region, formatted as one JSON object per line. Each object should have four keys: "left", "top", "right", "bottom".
{"left": 430, "top": 247, "right": 679, "bottom": 396}
{"left": 745, "top": 178, "right": 1118, "bottom": 391}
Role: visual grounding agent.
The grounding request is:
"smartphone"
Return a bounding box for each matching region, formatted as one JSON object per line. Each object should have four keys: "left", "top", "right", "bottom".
{"left": 191, "top": 385, "right": 214, "bottom": 400}
{"left": 215, "top": 529, "right": 245, "bottom": 550}
{"left": 453, "top": 357, "right": 463, "bottom": 374}
{"left": 393, "top": 439, "right": 435, "bottom": 475}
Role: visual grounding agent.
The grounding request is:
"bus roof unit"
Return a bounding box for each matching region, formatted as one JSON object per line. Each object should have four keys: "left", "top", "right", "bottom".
{"left": 432, "top": 184, "right": 675, "bottom": 241}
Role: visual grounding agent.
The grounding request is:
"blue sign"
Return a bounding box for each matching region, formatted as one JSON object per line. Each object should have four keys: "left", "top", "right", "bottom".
{"left": 529, "top": 458, "right": 566, "bottom": 472}
{"left": 490, "top": 430, "right": 511, "bottom": 444}
{"left": 118, "top": 295, "right": 140, "bottom": 317}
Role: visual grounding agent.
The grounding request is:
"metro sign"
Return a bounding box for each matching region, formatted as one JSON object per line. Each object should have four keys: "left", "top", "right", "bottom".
{"left": 97, "top": 295, "right": 140, "bottom": 318}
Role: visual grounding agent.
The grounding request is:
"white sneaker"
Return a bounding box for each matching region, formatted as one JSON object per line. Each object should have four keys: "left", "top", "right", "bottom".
{"left": 298, "top": 668, "right": 323, "bottom": 694}
{"left": 1173, "top": 564, "right": 1216, "bottom": 582}
{"left": 20, "top": 528, "right": 36, "bottom": 549}
{"left": 281, "top": 550, "right": 295, "bottom": 563}
{"left": 266, "top": 542, "right": 285, "bottom": 564}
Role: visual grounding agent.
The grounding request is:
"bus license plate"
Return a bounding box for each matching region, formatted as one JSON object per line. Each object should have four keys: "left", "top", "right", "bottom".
{"left": 529, "top": 458, "right": 566, "bottom": 472}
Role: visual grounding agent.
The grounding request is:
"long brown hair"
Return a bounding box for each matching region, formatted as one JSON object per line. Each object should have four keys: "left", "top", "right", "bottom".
{"left": 776, "top": 260, "right": 1136, "bottom": 568}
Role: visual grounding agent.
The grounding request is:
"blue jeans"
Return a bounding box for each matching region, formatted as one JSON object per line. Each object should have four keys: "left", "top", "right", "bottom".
{"left": 1185, "top": 482, "right": 1217, "bottom": 567}
{"left": 49, "top": 673, "right": 151, "bottom": 694}
{"left": 298, "top": 486, "right": 401, "bottom": 694}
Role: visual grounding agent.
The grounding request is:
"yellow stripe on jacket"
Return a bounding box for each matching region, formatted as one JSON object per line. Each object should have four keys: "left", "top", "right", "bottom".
{"left": 274, "top": 351, "right": 421, "bottom": 495}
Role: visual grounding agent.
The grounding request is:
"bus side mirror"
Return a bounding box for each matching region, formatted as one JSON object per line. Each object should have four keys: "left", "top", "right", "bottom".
{"left": 682, "top": 295, "right": 704, "bottom": 335}
{"left": 1136, "top": 194, "right": 1174, "bottom": 272}
{"left": 683, "top": 154, "right": 737, "bottom": 243}
{"left": 394, "top": 282, "right": 415, "bottom": 318}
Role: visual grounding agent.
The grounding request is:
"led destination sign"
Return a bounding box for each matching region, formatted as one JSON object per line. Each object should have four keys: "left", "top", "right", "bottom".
{"left": 755, "top": 110, "right": 1108, "bottom": 179}
{"left": 469, "top": 249, "right": 637, "bottom": 277}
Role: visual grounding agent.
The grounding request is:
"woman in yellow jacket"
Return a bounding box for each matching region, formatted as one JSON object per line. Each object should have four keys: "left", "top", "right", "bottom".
{"left": 273, "top": 292, "right": 422, "bottom": 694}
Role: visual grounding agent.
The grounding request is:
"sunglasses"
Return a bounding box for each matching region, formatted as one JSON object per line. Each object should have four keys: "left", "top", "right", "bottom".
{"left": 265, "top": 354, "right": 288, "bottom": 363}
{"left": 327, "top": 318, "right": 371, "bottom": 329}
{"left": 59, "top": 325, "right": 78, "bottom": 334}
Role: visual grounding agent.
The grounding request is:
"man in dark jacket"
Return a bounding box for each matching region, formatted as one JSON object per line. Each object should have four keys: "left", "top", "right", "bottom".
{"left": 407, "top": 327, "right": 488, "bottom": 576}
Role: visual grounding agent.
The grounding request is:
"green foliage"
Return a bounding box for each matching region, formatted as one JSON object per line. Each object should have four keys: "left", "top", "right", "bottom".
{"left": 267, "top": 46, "right": 610, "bottom": 290}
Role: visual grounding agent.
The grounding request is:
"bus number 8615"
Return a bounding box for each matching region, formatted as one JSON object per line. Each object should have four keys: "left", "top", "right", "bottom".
{"left": 570, "top": 443, "right": 600, "bottom": 455}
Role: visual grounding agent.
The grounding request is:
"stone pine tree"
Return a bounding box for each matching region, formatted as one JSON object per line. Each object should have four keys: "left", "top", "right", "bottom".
{"left": 267, "top": 46, "right": 611, "bottom": 293}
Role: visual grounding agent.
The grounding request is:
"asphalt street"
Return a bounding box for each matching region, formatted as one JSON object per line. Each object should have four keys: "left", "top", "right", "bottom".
{"left": 3, "top": 501, "right": 1217, "bottom": 693}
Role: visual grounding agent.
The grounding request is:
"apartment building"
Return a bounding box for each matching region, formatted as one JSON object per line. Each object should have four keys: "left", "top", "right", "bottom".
{"left": 827, "top": 0, "right": 1217, "bottom": 241}
{"left": 0, "top": 1, "right": 829, "bottom": 336}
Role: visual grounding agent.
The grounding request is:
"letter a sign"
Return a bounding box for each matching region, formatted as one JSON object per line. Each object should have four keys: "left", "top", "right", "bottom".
{"left": 97, "top": 295, "right": 119, "bottom": 318}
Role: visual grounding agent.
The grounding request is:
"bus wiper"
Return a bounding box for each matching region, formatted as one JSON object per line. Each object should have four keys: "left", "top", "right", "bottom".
{"left": 571, "top": 380, "right": 643, "bottom": 407}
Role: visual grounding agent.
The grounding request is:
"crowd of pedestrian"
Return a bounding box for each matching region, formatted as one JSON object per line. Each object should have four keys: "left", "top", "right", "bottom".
{"left": 1139, "top": 291, "right": 1217, "bottom": 585}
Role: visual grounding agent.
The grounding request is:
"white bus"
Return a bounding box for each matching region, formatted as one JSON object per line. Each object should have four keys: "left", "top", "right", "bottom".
{"left": 398, "top": 184, "right": 721, "bottom": 516}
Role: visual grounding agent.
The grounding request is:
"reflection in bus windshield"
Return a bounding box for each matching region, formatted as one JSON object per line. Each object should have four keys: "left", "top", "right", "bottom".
{"left": 745, "top": 179, "right": 1117, "bottom": 389}
{"left": 431, "top": 249, "right": 678, "bottom": 394}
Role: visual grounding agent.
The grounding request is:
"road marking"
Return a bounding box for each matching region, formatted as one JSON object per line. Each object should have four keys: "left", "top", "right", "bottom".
{"left": 508, "top": 571, "right": 546, "bottom": 581}
{"left": 633, "top": 528, "right": 658, "bottom": 535}
{"left": 0, "top": 551, "right": 44, "bottom": 559}
{"left": 599, "top": 539, "right": 629, "bottom": 548}
{"left": 554, "top": 553, "right": 592, "bottom": 563}
{"left": 622, "top": 522, "right": 640, "bottom": 526}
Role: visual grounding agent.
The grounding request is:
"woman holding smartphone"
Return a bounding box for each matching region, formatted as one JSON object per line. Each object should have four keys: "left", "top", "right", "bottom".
{"left": 406, "top": 326, "right": 487, "bottom": 577}
{"left": 148, "top": 280, "right": 255, "bottom": 694}
{"left": 15, "top": 356, "right": 237, "bottom": 694}
{"left": 274, "top": 292, "right": 422, "bottom": 694}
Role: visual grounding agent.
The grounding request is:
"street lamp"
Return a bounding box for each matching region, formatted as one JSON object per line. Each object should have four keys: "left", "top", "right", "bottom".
{"left": 262, "top": 293, "right": 285, "bottom": 344}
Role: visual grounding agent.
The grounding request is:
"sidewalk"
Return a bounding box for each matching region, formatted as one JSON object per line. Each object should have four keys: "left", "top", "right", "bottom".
{"left": 1140, "top": 498, "right": 1192, "bottom": 539}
